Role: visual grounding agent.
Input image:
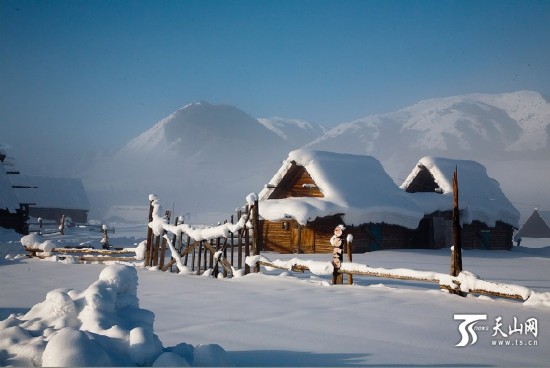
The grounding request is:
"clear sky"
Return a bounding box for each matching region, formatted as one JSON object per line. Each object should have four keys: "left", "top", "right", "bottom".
{"left": 1, "top": 0, "right": 550, "bottom": 174}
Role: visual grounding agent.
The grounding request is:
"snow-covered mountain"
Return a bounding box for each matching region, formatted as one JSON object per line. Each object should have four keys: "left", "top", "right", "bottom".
{"left": 306, "top": 90, "right": 549, "bottom": 159}
{"left": 83, "top": 91, "right": 549, "bottom": 223}
{"left": 306, "top": 90, "right": 550, "bottom": 220}
{"left": 83, "top": 102, "right": 323, "bottom": 222}
{"left": 258, "top": 117, "right": 327, "bottom": 148}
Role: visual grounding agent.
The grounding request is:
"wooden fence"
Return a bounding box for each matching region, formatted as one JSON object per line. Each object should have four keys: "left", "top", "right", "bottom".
{"left": 253, "top": 255, "right": 533, "bottom": 301}
{"left": 24, "top": 246, "right": 137, "bottom": 263}
{"left": 144, "top": 194, "right": 261, "bottom": 276}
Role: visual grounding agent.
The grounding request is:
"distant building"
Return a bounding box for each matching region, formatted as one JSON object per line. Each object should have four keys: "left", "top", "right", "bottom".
{"left": 400, "top": 156, "right": 520, "bottom": 250}
{"left": 515, "top": 209, "right": 550, "bottom": 239}
{"left": 0, "top": 152, "right": 28, "bottom": 234}
{"left": 10, "top": 175, "right": 91, "bottom": 223}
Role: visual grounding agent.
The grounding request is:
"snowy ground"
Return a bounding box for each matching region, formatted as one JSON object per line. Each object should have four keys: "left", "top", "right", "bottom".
{"left": 0, "top": 225, "right": 549, "bottom": 366}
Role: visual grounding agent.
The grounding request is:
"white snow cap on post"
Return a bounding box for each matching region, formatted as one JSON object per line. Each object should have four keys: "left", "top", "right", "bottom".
{"left": 246, "top": 193, "right": 258, "bottom": 205}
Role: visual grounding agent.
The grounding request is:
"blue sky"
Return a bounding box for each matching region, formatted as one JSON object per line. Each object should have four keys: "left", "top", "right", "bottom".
{"left": 1, "top": 0, "right": 550, "bottom": 173}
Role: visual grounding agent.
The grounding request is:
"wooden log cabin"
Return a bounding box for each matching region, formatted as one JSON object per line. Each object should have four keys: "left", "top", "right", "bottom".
{"left": 400, "top": 156, "right": 519, "bottom": 250}
{"left": 0, "top": 152, "right": 28, "bottom": 234}
{"left": 257, "top": 150, "right": 425, "bottom": 253}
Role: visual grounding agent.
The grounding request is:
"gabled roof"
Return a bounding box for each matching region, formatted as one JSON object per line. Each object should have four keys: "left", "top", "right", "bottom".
{"left": 10, "top": 175, "right": 90, "bottom": 211}
{"left": 400, "top": 156, "right": 520, "bottom": 227}
{"left": 259, "top": 150, "right": 424, "bottom": 228}
{"left": 516, "top": 209, "right": 550, "bottom": 238}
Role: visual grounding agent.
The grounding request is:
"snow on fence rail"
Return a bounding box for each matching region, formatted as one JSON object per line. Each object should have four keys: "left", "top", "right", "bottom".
{"left": 22, "top": 232, "right": 138, "bottom": 263}
{"left": 144, "top": 193, "right": 261, "bottom": 275}
{"left": 246, "top": 255, "right": 550, "bottom": 304}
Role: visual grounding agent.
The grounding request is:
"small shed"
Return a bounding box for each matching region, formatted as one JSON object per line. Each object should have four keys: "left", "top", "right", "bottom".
{"left": 515, "top": 209, "right": 550, "bottom": 239}
{"left": 10, "top": 175, "right": 91, "bottom": 223}
{"left": 400, "top": 156, "right": 520, "bottom": 250}
{"left": 258, "top": 150, "right": 424, "bottom": 253}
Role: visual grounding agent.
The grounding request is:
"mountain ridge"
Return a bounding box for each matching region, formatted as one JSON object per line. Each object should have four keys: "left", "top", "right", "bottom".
{"left": 83, "top": 90, "right": 550, "bottom": 222}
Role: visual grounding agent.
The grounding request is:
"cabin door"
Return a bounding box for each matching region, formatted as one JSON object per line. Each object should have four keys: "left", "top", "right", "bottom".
{"left": 291, "top": 225, "right": 315, "bottom": 253}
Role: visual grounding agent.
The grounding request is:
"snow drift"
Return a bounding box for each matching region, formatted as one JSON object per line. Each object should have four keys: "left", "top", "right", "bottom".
{"left": 0, "top": 264, "right": 232, "bottom": 367}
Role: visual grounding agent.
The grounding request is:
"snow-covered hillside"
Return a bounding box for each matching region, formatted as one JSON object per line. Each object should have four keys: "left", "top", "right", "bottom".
{"left": 82, "top": 102, "right": 322, "bottom": 223}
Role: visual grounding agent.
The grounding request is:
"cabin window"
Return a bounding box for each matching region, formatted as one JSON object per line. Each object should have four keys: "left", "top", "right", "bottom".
{"left": 282, "top": 221, "right": 289, "bottom": 230}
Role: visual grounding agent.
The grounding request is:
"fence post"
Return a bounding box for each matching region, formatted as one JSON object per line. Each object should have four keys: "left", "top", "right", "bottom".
{"left": 101, "top": 224, "right": 109, "bottom": 250}
{"left": 331, "top": 225, "right": 344, "bottom": 285}
{"left": 253, "top": 198, "right": 261, "bottom": 273}
{"left": 237, "top": 209, "right": 243, "bottom": 270}
{"left": 159, "top": 210, "right": 171, "bottom": 270}
{"left": 196, "top": 241, "right": 203, "bottom": 275}
{"left": 59, "top": 214, "right": 65, "bottom": 235}
{"left": 244, "top": 205, "right": 250, "bottom": 275}
{"left": 185, "top": 234, "right": 191, "bottom": 267}
{"left": 145, "top": 197, "right": 154, "bottom": 267}
{"left": 38, "top": 217, "right": 43, "bottom": 235}
{"left": 230, "top": 214, "right": 235, "bottom": 266}
{"left": 450, "top": 167, "right": 463, "bottom": 277}
{"left": 346, "top": 234, "right": 353, "bottom": 285}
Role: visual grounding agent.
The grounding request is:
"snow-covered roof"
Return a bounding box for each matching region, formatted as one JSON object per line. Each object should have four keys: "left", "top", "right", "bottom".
{"left": 10, "top": 175, "right": 90, "bottom": 211}
{"left": 400, "top": 156, "right": 520, "bottom": 227}
{"left": 258, "top": 150, "right": 425, "bottom": 228}
{"left": 538, "top": 210, "right": 550, "bottom": 226}
{"left": 0, "top": 165, "right": 20, "bottom": 213}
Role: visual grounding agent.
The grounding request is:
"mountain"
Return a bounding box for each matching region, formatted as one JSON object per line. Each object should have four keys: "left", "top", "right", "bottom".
{"left": 83, "top": 102, "right": 323, "bottom": 222}
{"left": 258, "top": 117, "right": 327, "bottom": 148}
{"left": 120, "top": 101, "right": 283, "bottom": 161}
{"left": 83, "top": 91, "right": 549, "bottom": 223}
{"left": 307, "top": 90, "right": 549, "bottom": 158}
{"left": 305, "top": 90, "right": 550, "bottom": 220}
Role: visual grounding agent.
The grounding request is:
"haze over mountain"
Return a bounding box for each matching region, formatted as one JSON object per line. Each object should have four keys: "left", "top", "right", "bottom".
{"left": 83, "top": 102, "right": 324, "bottom": 222}
{"left": 83, "top": 91, "right": 550, "bottom": 223}
{"left": 306, "top": 90, "right": 550, "bottom": 220}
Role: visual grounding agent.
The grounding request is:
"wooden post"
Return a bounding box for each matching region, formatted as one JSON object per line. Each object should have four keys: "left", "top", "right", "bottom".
{"left": 159, "top": 210, "right": 171, "bottom": 270}
{"left": 230, "top": 214, "right": 235, "bottom": 266}
{"left": 38, "top": 217, "right": 43, "bottom": 235}
{"left": 253, "top": 198, "right": 260, "bottom": 273}
{"left": 101, "top": 224, "right": 109, "bottom": 250}
{"left": 59, "top": 214, "right": 65, "bottom": 235}
{"left": 331, "top": 225, "right": 344, "bottom": 284}
{"left": 244, "top": 205, "right": 250, "bottom": 275}
{"left": 184, "top": 234, "right": 191, "bottom": 267}
{"left": 346, "top": 236, "right": 353, "bottom": 285}
{"left": 237, "top": 209, "right": 243, "bottom": 270}
{"left": 153, "top": 233, "right": 161, "bottom": 267}
{"left": 450, "top": 166, "right": 463, "bottom": 277}
{"left": 196, "top": 241, "right": 203, "bottom": 275}
{"left": 145, "top": 198, "right": 154, "bottom": 267}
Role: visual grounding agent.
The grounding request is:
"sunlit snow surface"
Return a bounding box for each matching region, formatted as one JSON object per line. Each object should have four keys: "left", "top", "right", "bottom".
{"left": 0, "top": 226, "right": 549, "bottom": 367}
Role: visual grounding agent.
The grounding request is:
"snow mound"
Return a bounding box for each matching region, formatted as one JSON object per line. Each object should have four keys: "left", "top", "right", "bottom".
{"left": 0, "top": 264, "right": 233, "bottom": 367}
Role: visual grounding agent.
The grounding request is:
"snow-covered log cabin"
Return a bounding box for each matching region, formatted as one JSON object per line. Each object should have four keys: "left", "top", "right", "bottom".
{"left": 10, "top": 175, "right": 91, "bottom": 224}
{"left": 257, "top": 150, "right": 425, "bottom": 253}
{"left": 0, "top": 153, "right": 28, "bottom": 234}
{"left": 400, "top": 156, "right": 520, "bottom": 250}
